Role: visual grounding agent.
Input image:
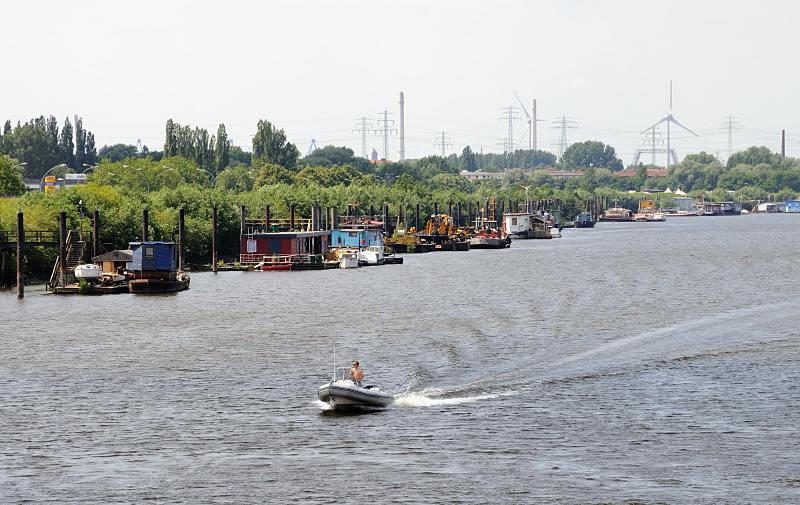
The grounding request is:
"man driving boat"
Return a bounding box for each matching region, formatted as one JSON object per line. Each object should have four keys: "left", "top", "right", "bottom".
{"left": 349, "top": 360, "right": 364, "bottom": 385}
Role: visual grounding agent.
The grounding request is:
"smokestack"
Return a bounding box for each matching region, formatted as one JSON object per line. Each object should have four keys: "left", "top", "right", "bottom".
{"left": 781, "top": 129, "right": 786, "bottom": 158}
{"left": 532, "top": 99, "right": 538, "bottom": 151}
{"left": 399, "top": 91, "right": 405, "bottom": 162}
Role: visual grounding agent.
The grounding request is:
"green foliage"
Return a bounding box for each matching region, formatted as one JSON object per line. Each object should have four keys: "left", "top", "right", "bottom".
{"left": 461, "top": 146, "right": 478, "bottom": 171}
{"left": 299, "top": 145, "right": 371, "bottom": 172}
{"left": 252, "top": 119, "right": 300, "bottom": 169}
{"left": 78, "top": 279, "right": 90, "bottom": 294}
{"left": 726, "top": 146, "right": 780, "bottom": 169}
{"left": 0, "top": 155, "right": 26, "bottom": 196}
{"left": 98, "top": 144, "right": 139, "bottom": 162}
{"left": 560, "top": 141, "right": 623, "bottom": 170}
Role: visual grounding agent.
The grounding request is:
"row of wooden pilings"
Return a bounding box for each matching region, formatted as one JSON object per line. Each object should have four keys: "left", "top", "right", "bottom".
{"left": 10, "top": 196, "right": 608, "bottom": 297}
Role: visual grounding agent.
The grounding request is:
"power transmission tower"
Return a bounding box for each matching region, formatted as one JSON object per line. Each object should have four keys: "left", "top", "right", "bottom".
{"left": 306, "top": 138, "right": 318, "bottom": 156}
{"left": 434, "top": 131, "right": 453, "bottom": 157}
{"left": 551, "top": 115, "right": 577, "bottom": 158}
{"left": 719, "top": 114, "right": 741, "bottom": 163}
{"left": 352, "top": 117, "right": 373, "bottom": 158}
{"left": 374, "top": 110, "right": 397, "bottom": 160}
{"left": 499, "top": 106, "right": 521, "bottom": 154}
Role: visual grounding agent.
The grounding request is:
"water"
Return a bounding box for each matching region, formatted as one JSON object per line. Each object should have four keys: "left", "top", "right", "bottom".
{"left": 2, "top": 214, "right": 799, "bottom": 504}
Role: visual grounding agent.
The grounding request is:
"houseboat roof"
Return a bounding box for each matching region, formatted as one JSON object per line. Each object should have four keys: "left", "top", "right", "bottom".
{"left": 129, "top": 241, "right": 176, "bottom": 247}
{"left": 92, "top": 249, "right": 133, "bottom": 262}
{"left": 244, "top": 230, "right": 331, "bottom": 238}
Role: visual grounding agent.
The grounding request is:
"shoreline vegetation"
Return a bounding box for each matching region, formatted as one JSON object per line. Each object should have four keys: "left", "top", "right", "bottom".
{"left": 2, "top": 117, "right": 800, "bottom": 280}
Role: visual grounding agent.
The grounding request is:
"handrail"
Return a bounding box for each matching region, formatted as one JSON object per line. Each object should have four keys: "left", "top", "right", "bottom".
{"left": 47, "top": 230, "right": 72, "bottom": 290}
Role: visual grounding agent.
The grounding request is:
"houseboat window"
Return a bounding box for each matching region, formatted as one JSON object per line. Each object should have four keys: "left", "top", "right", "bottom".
{"left": 247, "top": 239, "right": 257, "bottom": 253}
{"left": 348, "top": 231, "right": 357, "bottom": 238}
{"left": 512, "top": 218, "right": 517, "bottom": 225}
{"left": 144, "top": 246, "right": 155, "bottom": 258}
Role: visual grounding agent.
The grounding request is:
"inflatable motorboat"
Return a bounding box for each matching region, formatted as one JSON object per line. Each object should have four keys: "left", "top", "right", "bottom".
{"left": 318, "top": 368, "right": 394, "bottom": 410}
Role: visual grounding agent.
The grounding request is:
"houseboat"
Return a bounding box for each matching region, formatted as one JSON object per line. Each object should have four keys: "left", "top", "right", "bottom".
{"left": 331, "top": 218, "right": 387, "bottom": 266}
{"left": 598, "top": 203, "right": 634, "bottom": 222}
{"left": 240, "top": 214, "right": 333, "bottom": 271}
{"left": 573, "top": 212, "right": 595, "bottom": 228}
{"left": 634, "top": 200, "right": 665, "bottom": 222}
{"left": 127, "top": 241, "right": 190, "bottom": 293}
{"left": 503, "top": 212, "right": 559, "bottom": 238}
{"left": 785, "top": 200, "right": 800, "bottom": 213}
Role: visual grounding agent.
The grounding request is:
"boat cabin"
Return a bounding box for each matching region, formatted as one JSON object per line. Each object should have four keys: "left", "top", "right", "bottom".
{"left": 240, "top": 230, "right": 331, "bottom": 263}
{"left": 331, "top": 227, "right": 384, "bottom": 249}
{"left": 127, "top": 241, "right": 178, "bottom": 279}
{"left": 92, "top": 249, "right": 133, "bottom": 274}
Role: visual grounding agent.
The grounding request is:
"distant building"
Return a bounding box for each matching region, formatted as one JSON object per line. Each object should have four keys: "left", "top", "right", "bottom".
{"left": 461, "top": 170, "right": 505, "bottom": 181}
{"left": 613, "top": 168, "right": 668, "bottom": 178}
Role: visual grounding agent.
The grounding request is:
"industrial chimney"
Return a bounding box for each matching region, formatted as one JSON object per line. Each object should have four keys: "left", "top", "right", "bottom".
{"left": 399, "top": 91, "right": 405, "bottom": 162}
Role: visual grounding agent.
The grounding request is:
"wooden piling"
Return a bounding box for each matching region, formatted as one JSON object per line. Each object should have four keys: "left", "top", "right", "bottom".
{"left": 240, "top": 205, "right": 247, "bottom": 234}
{"left": 447, "top": 201, "right": 452, "bottom": 217}
{"left": 434, "top": 202, "right": 439, "bottom": 216}
{"left": 59, "top": 211, "right": 67, "bottom": 287}
{"left": 382, "top": 203, "right": 389, "bottom": 232}
{"left": 92, "top": 208, "right": 99, "bottom": 259}
{"left": 369, "top": 205, "right": 375, "bottom": 219}
{"left": 289, "top": 204, "right": 296, "bottom": 230}
{"left": 265, "top": 205, "right": 271, "bottom": 231}
{"left": 16, "top": 210, "right": 24, "bottom": 298}
{"left": 178, "top": 207, "right": 185, "bottom": 271}
{"left": 311, "top": 204, "right": 319, "bottom": 231}
{"left": 332, "top": 207, "right": 339, "bottom": 229}
{"left": 211, "top": 205, "right": 218, "bottom": 273}
{"left": 457, "top": 202, "right": 462, "bottom": 226}
{"left": 467, "top": 201, "right": 472, "bottom": 225}
{"left": 415, "top": 203, "right": 420, "bottom": 230}
{"left": 142, "top": 207, "right": 149, "bottom": 242}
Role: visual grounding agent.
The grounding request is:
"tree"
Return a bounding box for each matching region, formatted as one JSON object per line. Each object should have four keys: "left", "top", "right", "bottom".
{"left": 214, "top": 123, "right": 230, "bottom": 174}
{"left": 98, "top": 144, "right": 139, "bottom": 162}
{"left": 59, "top": 117, "right": 74, "bottom": 168}
{"left": 252, "top": 119, "right": 299, "bottom": 169}
{"left": 560, "top": 141, "right": 623, "bottom": 170}
{"left": 461, "top": 146, "right": 478, "bottom": 172}
{"left": 253, "top": 161, "right": 295, "bottom": 186}
{"left": 727, "top": 146, "right": 778, "bottom": 169}
{"left": 0, "top": 155, "right": 26, "bottom": 195}
{"left": 12, "top": 121, "right": 60, "bottom": 179}
{"left": 85, "top": 132, "right": 97, "bottom": 165}
{"left": 511, "top": 149, "right": 557, "bottom": 169}
{"left": 74, "top": 117, "right": 86, "bottom": 169}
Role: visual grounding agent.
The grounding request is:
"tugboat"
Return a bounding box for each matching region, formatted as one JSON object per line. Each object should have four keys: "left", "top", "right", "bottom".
{"left": 127, "top": 241, "right": 190, "bottom": 294}
{"left": 573, "top": 212, "right": 595, "bottom": 228}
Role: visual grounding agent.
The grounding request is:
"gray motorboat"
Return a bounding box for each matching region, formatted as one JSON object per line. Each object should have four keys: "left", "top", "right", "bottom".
{"left": 318, "top": 367, "right": 394, "bottom": 410}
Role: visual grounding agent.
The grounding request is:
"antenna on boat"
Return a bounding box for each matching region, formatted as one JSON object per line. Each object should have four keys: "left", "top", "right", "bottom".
{"left": 333, "top": 338, "right": 336, "bottom": 381}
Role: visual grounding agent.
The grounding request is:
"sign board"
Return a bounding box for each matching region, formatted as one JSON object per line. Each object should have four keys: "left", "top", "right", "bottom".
{"left": 44, "top": 175, "right": 56, "bottom": 183}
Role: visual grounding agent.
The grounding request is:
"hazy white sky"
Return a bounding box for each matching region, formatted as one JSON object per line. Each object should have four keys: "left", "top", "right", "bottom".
{"left": 3, "top": 0, "right": 798, "bottom": 165}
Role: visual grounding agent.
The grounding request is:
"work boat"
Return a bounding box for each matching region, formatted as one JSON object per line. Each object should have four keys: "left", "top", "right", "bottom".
{"left": 318, "top": 367, "right": 394, "bottom": 410}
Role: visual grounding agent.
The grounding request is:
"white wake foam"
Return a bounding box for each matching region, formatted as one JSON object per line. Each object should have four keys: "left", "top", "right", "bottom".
{"left": 393, "top": 390, "right": 508, "bottom": 408}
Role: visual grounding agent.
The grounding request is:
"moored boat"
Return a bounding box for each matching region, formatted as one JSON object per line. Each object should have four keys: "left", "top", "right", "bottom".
{"left": 126, "top": 241, "right": 190, "bottom": 294}
{"left": 573, "top": 212, "right": 595, "bottom": 228}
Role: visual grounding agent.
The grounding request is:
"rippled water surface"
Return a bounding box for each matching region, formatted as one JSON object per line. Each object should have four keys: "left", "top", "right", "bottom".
{"left": 2, "top": 214, "right": 799, "bottom": 503}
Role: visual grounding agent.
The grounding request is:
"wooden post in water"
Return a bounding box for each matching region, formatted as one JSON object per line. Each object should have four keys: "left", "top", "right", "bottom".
{"left": 289, "top": 204, "right": 296, "bottom": 230}
{"left": 369, "top": 205, "right": 375, "bottom": 219}
{"left": 92, "top": 208, "right": 99, "bottom": 259}
{"left": 382, "top": 203, "right": 389, "bottom": 233}
{"left": 16, "top": 210, "right": 24, "bottom": 298}
{"left": 499, "top": 200, "right": 505, "bottom": 221}
{"left": 178, "top": 207, "right": 185, "bottom": 271}
{"left": 447, "top": 201, "right": 452, "bottom": 218}
{"left": 467, "top": 202, "right": 472, "bottom": 225}
{"left": 332, "top": 207, "right": 339, "bottom": 229}
{"left": 240, "top": 205, "right": 247, "bottom": 234}
{"left": 457, "top": 202, "right": 462, "bottom": 226}
{"left": 415, "top": 203, "right": 420, "bottom": 230}
{"left": 434, "top": 202, "right": 439, "bottom": 216}
{"left": 311, "top": 204, "right": 319, "bottom": 231}
{"left": 59, "top": 211, "right": 67, "bottom": 287}
{"left": 265, "top": 205, "right": 271, "bottom": 231}
{"left": 142, "top": 207, "right": 149, "bottom": 242}
{"left": 211, "top": 205, "right": 218, "bottom": 273}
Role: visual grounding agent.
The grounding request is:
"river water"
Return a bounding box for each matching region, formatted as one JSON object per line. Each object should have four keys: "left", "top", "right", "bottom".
{"left": 1, "top": 214, "right": 799, "bottom": 504}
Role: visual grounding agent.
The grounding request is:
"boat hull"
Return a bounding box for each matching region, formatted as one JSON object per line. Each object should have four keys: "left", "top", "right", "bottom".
{"left": 128, "top": 276, "right": 190, "bottom": 294}
{"left": 318, "top": 380, "right": 394, "bottom": 410}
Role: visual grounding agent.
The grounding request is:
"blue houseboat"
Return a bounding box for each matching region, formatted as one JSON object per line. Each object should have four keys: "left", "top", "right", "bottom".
{"left": 331, "top": 218, "right": 386, "bottom": 265}
{"left": 127, "top": 241, "right": 190, "bottom": 293}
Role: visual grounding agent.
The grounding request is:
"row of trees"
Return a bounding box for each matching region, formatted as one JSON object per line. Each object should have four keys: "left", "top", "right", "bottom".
{"left": 0, "top": 116, "right": 97, "bottom": 179}
{"left": 164, "top": 120, "right": 231, "bottom": 176}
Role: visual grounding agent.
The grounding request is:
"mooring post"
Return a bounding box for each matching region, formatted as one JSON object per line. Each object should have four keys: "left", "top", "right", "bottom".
{"left": 457, "top": 202, "right": 462, "bottom": 226}
{"left": 178, "top": 207, "right": 185, "bottom": 271}
{"left": 59, "top": 210, "right": 67, "bottom": 287}
{"left": 265, "top": 205, "right": 271, "bottom": 231}
{"left": 382, "top": 203, "right": 389, "bottom": 233}
{"left": 240, "top": 205, "right": 246, "bottom": 234}
{"left": 16, "top": 210, "right": 24, "bottom": 298}
{"left": 142, "top": 207, "right": 149, "bottom": 242}
{"left": 92, "top": 208, "right": 99, "bottom": 259}
{"left": 467, "top": 201, "right": 473, "bottom": 225}
{"left": 332, "top": 206, "right": 339, "bottom": 230}
{"left": 415, "top": 203, "right": 420, "bottom": 230}
{"left": 369, "top": 205, "right": 375, "bottom": 219}
{"left": 211, "top": 205, "right": 218, "bottom": 273}
{"left": 434, "top": 202, "right": 439, "bottom": 216}
{"left": 311, "top": 204, "right": 319, "bottom": 231}
{"left": 289, "top": 204, "right": 296, "bottom": 230}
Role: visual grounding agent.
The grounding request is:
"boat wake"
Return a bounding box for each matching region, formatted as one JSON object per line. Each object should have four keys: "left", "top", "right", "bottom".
{"left": 393, "top": 388, "right": 513, "bottom": 408}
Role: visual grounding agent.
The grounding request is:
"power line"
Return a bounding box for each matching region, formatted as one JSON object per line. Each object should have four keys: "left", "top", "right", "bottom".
{"left": 352, "top": 117, "right": 373, "bottom": 158}
{"left": 434, "top": 130, "right": 453, "bottom": 157}
{"left": 551, "top": 114, "right": 577, "bottom": 158}
{"left": 499, "top": 106, "right": 521, "bottom": 154}
{"left": 719, "top": 114, "right": 741, "bottom": 163}
{"left": 374, "top": 110, "right": 397, "bottom": 160}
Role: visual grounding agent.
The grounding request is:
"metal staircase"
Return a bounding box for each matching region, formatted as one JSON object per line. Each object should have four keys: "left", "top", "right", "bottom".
{"left": 46, "top": 231, "right": 87, "bottom": 290}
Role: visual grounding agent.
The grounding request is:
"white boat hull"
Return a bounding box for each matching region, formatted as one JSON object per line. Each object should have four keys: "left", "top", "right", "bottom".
{"left": 318, "top": 380, "right": 394, "bottom": 410}
{"left": 74, "top": 264, "right": 103, "bottom": 280}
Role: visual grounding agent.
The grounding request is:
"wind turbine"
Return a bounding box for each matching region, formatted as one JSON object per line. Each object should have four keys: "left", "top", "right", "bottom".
{"left": 514, "top": 91, "right": 533, "bottom": 150}
{"left": 640, "top": 81, "right": 699, "bottom": 169}
{"left": 520, "top": 184, "right": 531, "bottom": 212}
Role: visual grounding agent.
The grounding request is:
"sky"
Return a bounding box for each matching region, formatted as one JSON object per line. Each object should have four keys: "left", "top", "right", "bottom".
{"left": 3, "top": 0, "right": 799, "bottom": 165}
